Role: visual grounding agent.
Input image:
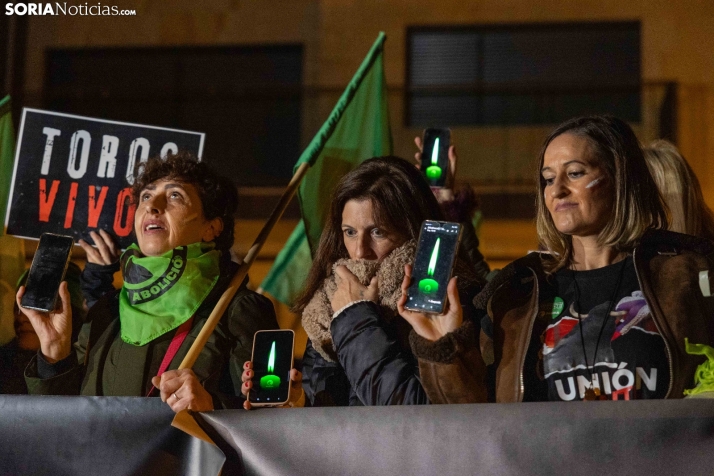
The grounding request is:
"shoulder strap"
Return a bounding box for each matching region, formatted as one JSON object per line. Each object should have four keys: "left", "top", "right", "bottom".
{"left": 145, "top": 316, "right": 194, "bottom": 397}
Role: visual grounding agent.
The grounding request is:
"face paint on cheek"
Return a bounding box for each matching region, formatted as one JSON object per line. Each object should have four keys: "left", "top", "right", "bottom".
{"left": 181, "top": 213, "right": 200, "bottom": 225}
{"left": 586, "top": 177, "right": 603, "bottom": 189}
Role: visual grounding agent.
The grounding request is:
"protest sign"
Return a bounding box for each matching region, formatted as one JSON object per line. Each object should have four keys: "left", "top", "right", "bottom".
{"left": 3, "top": 109, "right": 205, "bottom": 248}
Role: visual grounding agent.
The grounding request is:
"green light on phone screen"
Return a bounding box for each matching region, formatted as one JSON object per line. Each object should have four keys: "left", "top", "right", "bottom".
{"left": 431, "top": 138, "right": 440, "bottom": 165}
{"left": 425, "top": 137, "right": 443, "bottom": 179}
{"left": 267, "top": 341, "right": 276, "bottom": 373}
{"left": 260, "top": 341, "right": 281, "bottom": 389}
{"left": 418, "top": 238, "right": 440, "bottom": 294}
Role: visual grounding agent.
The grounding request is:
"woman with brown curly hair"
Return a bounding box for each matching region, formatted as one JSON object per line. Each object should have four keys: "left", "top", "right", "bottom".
{"left": 18, "top": 151, "right": 278, "bottom": 411}
{"left": 407, "top": 115, "right": 714, "bottom": 403}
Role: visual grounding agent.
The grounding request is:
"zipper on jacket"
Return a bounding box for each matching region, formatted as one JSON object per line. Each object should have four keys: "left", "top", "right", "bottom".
{"left": 633, "top": 247, "right": 674, "bottom": 398}
{"left": 518, "top": 270, "right": 539, "bottom": 402}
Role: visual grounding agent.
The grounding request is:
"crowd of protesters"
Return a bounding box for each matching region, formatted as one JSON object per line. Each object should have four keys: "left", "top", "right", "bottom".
{"left": 2, "top": 114, "right": 714, "bottom": 410}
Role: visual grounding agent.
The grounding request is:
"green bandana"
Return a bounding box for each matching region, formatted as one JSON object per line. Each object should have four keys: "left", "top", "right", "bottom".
{"left": 119, "top": 242, "right": 221, "bottom": 346}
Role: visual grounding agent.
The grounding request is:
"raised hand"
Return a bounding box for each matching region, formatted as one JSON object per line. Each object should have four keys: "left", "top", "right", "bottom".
{"left": 16, "top": 281, "right": 73, "bottom": 363}
{"left": 414, "top": 135, "right": 458, "bottom": 192}
{"left": 78, "top": 230, "right": 120, "bottom": 265}
{"left": 397, "top": 264, "right": 463, "bottom": 342}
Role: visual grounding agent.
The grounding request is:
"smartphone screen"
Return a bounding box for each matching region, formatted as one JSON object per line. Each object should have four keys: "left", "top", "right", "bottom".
{"left": 249, "top": 329, "right": 295, "bottom": 406}
{"left": 420, "top": 128, "right": 451, "bottom": 188}
{"left": 405, "top": 221, "right": 462, "bottom": 314}
{"left": 21, "top": 233, "right": 74, "bottom": 312}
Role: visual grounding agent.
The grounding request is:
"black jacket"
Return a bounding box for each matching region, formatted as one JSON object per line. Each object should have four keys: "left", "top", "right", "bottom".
{"left": 302, "top": 301, "right": 428, "bottom": 406}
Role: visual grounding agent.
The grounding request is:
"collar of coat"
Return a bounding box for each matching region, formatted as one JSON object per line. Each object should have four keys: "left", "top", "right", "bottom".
{"left": 473, "top": 228, "right": 714, "bottom": 315}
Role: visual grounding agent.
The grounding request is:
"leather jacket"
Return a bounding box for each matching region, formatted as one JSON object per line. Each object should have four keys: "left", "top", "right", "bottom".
{"left": 410, "top": 230, "right": 714, "bottom": 403}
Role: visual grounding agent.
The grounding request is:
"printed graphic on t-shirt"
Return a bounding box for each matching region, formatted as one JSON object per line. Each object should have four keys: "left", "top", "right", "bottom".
{"left": 542, "top": 291, "right": 668, "bottom": 401}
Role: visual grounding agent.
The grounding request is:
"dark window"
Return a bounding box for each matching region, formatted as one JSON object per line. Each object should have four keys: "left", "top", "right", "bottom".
{"left": 45, "top": 45, "right": 303, "bottom": 186}
{"left": 406, "top": 22, "right": 640, "bottom": 126}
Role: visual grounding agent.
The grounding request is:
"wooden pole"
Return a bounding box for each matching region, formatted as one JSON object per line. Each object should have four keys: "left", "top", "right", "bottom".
{"left": 178, "top": 162, "right": 310, "bottom": 370}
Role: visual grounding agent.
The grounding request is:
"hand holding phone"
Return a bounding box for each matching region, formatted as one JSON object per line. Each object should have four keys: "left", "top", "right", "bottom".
{"left": 16, "top": 233, "right": 75, "bottom": 363}
{"left": 16, "top": 281, "right": 73, "bottom": 363}
{"left": 419, "top": 128, "right": 451, "bottom": 188}
{"left": 398, "top": 264, "right": 464, "bottom": 342}
{"left": 404, "top": 221, "right": 462, "bottom": 314}
{"left": 247, "top": 330, "right": 295, "bottom": 407}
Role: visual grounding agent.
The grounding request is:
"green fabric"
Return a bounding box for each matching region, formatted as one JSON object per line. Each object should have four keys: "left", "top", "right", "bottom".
{"left": 0, "top": 95, "right": 14, "bottom": 235}
{"left": 119, "top": 242, "right": 220, "bottom": 346}
{"left": 0, "top": 96, "right": 25, "bottom": 345}
{"left": 260, "top": 219, "right": 312, "bottom": 307}
{"left": 261, "top": 32, "right": 392, "bottom": 306}
{"left": 683, "top": 338, "right": 714, "bottom": 396}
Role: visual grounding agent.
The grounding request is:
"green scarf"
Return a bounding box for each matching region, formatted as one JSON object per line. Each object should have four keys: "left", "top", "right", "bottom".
{"left": 119, "top": 242, "right": 221, "bottom": 346}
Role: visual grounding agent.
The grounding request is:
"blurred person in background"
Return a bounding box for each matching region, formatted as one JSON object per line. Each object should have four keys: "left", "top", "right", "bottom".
{"left": 0, "top": 263, "right": 85, "bottom": 394}
{"left": 643, "top": 139, "right": 714, "bottom": 241}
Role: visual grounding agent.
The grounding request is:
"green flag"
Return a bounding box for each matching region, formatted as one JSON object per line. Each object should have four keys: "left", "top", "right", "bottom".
{"left": 0, "top": 95, "right": 14, "bottom": 230}
{"left": 260, "top": 32, "right": 392, "bottom": 306}
{"left": 0, "top": 95, "right": 27, "bottom": 344}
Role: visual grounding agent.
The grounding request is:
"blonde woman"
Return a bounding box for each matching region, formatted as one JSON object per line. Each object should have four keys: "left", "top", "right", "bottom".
{"left": 644, "top": 140, "right": 714, "bottom": 241}
{"left": 401, "top": 115, "right": 714, "bottom": 403}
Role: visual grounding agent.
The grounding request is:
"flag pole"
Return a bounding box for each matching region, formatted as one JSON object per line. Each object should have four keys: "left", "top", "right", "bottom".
{"left": 178, "top": 161, "right": 310, "bottom": 370}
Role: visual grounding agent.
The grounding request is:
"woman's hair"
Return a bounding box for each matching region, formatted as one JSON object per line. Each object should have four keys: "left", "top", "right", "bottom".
{"left": 535, "top": 115, "right": 668, "bottom": 272}
{"left": 293, "top": 156, "right": 444, "bottom": 313}
{"left": 643, "top": 140, "right": 714, "bottom": 240}
{"left": 132, "top": 151, "right": 238, "bottom": 251}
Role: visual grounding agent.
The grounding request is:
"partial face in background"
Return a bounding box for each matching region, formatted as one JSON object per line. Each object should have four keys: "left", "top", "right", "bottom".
{"left": 542, "top": 133, "right": 615, "bottom": 239}
{"left": 14, "top": 305, "right": 40, "bottom": 351}
{"left": 134, "top": 179, "right": 222, "bottom": 256}
{"left": 341, "top": 199, "right": 405, "bottom": 260}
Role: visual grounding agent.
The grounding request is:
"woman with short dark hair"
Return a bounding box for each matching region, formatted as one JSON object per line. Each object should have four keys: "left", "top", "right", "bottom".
{"left": 19, "top": 151, "right": 278, "bottom": 411}
{"left": 406, "top": 115, "right": 714, "bottom": 403}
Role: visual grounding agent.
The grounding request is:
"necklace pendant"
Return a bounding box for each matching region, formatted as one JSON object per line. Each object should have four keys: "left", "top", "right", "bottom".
{"left": 583, "top": 387, "right": 600, "bottom": 401}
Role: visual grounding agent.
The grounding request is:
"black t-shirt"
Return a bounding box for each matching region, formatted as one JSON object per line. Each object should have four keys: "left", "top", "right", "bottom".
{"left": 538, "top": 256, "right": 669, "bottom": 401}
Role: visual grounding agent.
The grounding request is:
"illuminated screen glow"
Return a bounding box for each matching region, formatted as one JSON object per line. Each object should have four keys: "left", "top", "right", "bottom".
{"left": 431, "top": 137, "right": 440, "bottom": 165}
{"left": 428, "top": 238, "right": 440, "bottom": 276}
{"left": 267, "top": 341, "right": 276, "bottom": 373}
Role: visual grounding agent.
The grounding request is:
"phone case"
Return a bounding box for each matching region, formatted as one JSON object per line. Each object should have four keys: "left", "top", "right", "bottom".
{"left": 421, "top": 128, "right": 451, "bottom": 188}
{"left": 249, "top": 329, "right": 295, "bottom": 407}
{"left": 20, "top": 233, "right": 74, "bottom": 312}
{"left": 404, "top": 221, "right": 462, "bottom": 314}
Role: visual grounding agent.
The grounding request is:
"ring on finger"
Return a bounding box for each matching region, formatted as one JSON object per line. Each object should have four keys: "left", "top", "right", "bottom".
{"left": 172, "top": 392, "right": 180, "bottom": 401}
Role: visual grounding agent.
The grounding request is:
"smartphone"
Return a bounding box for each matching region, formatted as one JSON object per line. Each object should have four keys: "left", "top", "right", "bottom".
{"left": 20, "top": 233, "right": 75, "bottom": 312}
{"left": 405, "top": 221, "right": 462, "bottom": 314}
{"left": 421, "top": 128, "right": 451, "bottom": 188}
{"left": 249, "top": 329, "right": 295, "bottom": 407}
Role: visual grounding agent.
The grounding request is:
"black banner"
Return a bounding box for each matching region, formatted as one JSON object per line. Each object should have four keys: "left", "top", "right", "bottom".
{"left": 4, "top": 396, "right": 714, "bottom": 476}
{"left": 4, "top": 109, "right": 205, "bottom": 249}
{"left": 0, "top": 396, "right": 224, "bottom": 476}
{"left": 196, "top": 400, "right": 714, "bottom": 476}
